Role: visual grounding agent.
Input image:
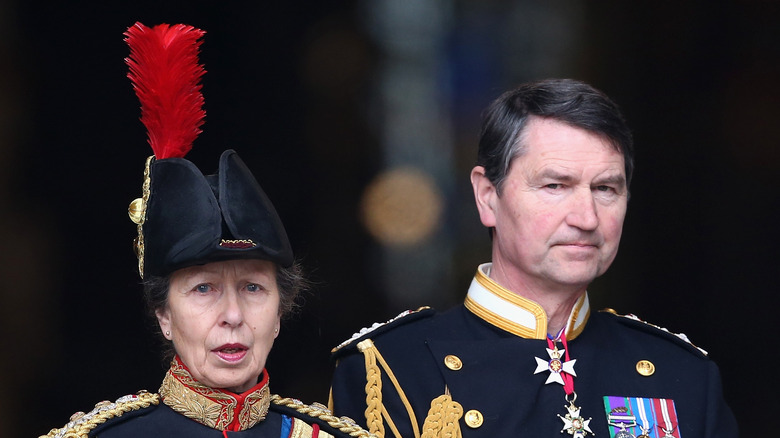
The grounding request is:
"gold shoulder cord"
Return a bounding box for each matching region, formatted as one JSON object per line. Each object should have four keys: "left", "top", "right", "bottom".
{"left": 357, "top": 339, "right": 421, "bottom": 438}
{"left": 420, "top": 389, "right": 463, "bottom": 438}
{"left": 40, "top": 392, "right": 160, "bottom": 438}
{"left": 270, "top": 395, "right": 377, "bottom": 438}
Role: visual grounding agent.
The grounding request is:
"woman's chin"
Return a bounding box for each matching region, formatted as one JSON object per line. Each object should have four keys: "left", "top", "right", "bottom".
{"left": 208, "top": 374, "right": 258, "bottom": 393}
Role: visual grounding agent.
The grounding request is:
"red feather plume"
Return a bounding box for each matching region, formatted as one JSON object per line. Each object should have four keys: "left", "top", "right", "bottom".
{"left": 125, "top": 22, "right": 206, "bottom": 159}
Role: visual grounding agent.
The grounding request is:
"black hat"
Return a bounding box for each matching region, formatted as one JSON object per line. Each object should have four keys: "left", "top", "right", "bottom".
{"left": 125, "top": 22, "right": 292, "bottom": 278}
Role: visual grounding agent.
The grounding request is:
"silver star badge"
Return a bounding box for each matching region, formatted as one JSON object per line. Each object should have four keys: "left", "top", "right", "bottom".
{"left": 534, "top": 346, "right": 577, "bottom": 385}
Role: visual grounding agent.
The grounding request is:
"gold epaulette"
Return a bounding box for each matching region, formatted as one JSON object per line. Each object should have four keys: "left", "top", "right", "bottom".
{"left": 40, "top": 391, "right": 160, "bottom": 438}
{"left": 600, "top": 308, "right": 708, "bottom": 356}
{"left": 271, "top": 395, "right": 377, "bottom": 438}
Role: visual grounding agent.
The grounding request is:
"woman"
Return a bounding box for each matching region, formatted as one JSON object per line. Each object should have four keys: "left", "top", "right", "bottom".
{"left": 41, "top": 22, "right": 371, "bottom": 438}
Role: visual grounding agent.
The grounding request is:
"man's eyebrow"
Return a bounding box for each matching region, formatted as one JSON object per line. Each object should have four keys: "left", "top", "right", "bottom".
{"left": 536, "top": 169, "right": 576, "bottom": 182}
{"left": 593, "top": 173, "right": 627, "bottom": 187}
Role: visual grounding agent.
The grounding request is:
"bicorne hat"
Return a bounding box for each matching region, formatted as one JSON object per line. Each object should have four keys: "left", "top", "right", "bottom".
{"left": 124, "top": 22, "right": 292, "bottom": 278}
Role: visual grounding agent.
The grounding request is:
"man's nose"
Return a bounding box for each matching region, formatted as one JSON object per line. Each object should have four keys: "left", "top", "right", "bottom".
{"left": 565, "top": 188, "right": 599, "bottom": 231}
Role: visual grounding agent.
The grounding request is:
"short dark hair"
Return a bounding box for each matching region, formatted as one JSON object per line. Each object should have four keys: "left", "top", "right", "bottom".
{"left": 142, "top": 261, "right": 307, "bottom": 364}
{"left": 477, "top": 78, "right": 634, "bottom": 193}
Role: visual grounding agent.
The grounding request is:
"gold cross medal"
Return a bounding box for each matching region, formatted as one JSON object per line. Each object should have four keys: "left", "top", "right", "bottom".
{"left": 534, "top": 346, "right": 577, "bottom": 384}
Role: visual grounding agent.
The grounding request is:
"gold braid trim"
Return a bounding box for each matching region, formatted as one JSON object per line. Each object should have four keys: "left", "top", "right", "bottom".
{"left": 270, "top": 395, "right": 378, "bottom": 438}
{"left": 360, "top": 339, "right": 385, "bottom": 437}
{"left": 357, "top": 339, "right": 421, "bottom": 438}
{"left": 421, "top": 393, "right": 463, "bottom": 438}
{"left": 40, "top": 391, "right": 160, "bottom": 438}
{"left": 159, "top": 357, "right": 270, "bottom": 431}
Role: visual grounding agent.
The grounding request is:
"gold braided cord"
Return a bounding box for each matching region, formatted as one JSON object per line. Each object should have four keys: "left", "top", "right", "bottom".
{"left": 361, "top": 341, "right": 385, "bottom": 438}
{"left": 378, "top": 403, "right": 404, "bottom": 438}
{"left": 373, "top": 346, "right": 422, "bottom": 438}
{"left": 421, "top": 394, "right": 463, "bottom": 438}
{"left": 358, "top": 339, "right": 421, "bottom": 438}
{"left": 270, "top": 395, "right": 378, "bottom": 438}
{"left": 40, "top": 392, "right": 160, "bottom": 438}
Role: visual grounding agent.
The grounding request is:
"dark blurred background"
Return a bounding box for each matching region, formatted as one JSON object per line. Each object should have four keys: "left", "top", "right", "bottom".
{"left": 1, "top": 1, "right": 776, "bottom": 436}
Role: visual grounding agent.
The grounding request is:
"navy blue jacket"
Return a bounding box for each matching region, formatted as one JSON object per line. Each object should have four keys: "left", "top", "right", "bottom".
{"left": 331, "top": 305, "right": 738, "bottom": 438}
{"left": 42, "top": 393, "right": 370, "bottom": 438}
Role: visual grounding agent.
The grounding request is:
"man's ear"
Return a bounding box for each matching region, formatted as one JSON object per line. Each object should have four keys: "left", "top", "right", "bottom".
{"left": 471, "top": 166, "right": 497, "bottom": 228}
{"left": 156, "top": 308, "right": 172, "bottom": 340}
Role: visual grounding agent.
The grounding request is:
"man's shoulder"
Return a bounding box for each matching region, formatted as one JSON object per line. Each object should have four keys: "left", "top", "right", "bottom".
{"left": 270, "top": 395, "right": 374, "bottom": 438}
{"left": 39, "top": 391, "right": 161, "bottom": 438}
{"left": 331, "top": 306, "right": 437, "bottom": 358}
{"left": 594, "top": 308, "right": 709, "bottom": 358}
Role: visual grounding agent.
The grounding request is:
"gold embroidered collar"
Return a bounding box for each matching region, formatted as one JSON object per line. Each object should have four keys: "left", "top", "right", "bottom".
{"left": 159, "top": 356, "right": 271, "bottom": 431}
{"left": 464, "top": 263, "right": 590, "bottom": 340}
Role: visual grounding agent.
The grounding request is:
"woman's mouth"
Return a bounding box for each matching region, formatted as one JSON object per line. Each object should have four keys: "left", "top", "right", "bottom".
{"left": 213, "top": 344, "right": 248, "bottom": 362}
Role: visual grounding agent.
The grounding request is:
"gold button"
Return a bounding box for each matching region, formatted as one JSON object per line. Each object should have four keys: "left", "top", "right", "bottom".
{"left": 128, "top": 198, "right": 146, "bottom": 224}
{"left": 464, "top": 409, "right": 483, "bottom": 428}
{"left": 636, "top": 360, "right": 655, "bottom": 376}
{"left": 444, "top": 355, "right": 462, "bottom": 371}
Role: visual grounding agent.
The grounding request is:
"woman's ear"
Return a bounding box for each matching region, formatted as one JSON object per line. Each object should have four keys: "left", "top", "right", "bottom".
{"left": 471, "top": 166, "right": 498, "bottom": 228}
{"left": 156, "top": 308, "right": 172, "bottom": 340}
{"left": 273, "top": 316, "right": 281, "bottom": 339}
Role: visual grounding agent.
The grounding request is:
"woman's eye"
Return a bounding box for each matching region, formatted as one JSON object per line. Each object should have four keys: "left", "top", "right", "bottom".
{"left": 195, "top": 284, "right": 212, "bottom": 293}
{"left": 246, "top": 283, "right": 262, "bottom": 292}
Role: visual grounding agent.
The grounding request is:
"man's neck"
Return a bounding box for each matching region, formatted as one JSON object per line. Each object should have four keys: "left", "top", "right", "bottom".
{"left": 487, "top": 263, "right": 587, "bottom": 337}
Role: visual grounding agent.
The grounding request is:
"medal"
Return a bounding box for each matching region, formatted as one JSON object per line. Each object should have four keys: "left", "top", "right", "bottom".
{"left": 607, "top": 405, "right": 637, "bottom": 437}
{"left": 538, "top": 332, "right": 593, "bottom": 436}
{"left": 655, "top": 398, "right": 679, "bottom": 438}
{"left": 534, "top": 345, "right": 577, "bottom": 385}
{"left": 558, "top": 394, "right": 594, "bottom": 437}
{"left": 633, "top": 397, "right": 653, "bottom": 438}
{"left": 604, "top": 396, "right": 679, "bottom": 438}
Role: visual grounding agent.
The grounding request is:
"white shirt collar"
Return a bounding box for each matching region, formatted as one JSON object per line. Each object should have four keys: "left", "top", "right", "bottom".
{"left": 464, "top": 263, "right": 590, "bottom": 340}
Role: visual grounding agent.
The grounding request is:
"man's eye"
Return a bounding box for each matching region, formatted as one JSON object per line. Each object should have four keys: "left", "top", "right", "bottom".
{"left": 596, "top": 185, "right": 614, "bottom": 192}
{"left": 545, "top": 183, "right": 562, "bottom": 189}
{"left": 195, "top": 284, "right": 211, "bottom": 293}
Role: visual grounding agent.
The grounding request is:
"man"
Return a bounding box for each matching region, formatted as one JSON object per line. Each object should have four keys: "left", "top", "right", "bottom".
{"left": 329, "top": 79, "right": 737, "bottom": 438}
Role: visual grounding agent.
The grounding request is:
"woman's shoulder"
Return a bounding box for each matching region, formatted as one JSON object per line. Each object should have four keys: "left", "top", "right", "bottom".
{"left": 41, "top": 392, "right": 375, "bottom": 438}
{"left": 39, "top": 391, "right": 160, "bottom": 438}
{"left": 270, "top": 395, "right": 376, "bottom": 438}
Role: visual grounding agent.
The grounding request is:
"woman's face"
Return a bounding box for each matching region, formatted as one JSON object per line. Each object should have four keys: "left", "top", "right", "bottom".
{"left": 156, "top": 259, "right": 281, "bottom": 393}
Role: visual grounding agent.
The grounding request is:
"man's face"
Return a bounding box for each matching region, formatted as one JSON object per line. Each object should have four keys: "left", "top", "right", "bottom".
{"left": 472, "top": 117, "right": 628, "bottom": 293}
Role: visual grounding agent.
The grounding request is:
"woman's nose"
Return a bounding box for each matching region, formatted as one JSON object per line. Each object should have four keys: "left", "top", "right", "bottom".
{"left": 219, "top": 289, "right": 244, "bottom": 328}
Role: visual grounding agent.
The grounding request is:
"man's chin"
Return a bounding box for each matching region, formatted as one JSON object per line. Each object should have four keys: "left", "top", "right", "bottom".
{"left": 547, "top": 266, "right": 603, "bottom": 288}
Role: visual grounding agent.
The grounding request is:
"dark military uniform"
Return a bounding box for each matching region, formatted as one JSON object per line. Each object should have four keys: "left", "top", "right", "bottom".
{"left": 43, "top": 358, "right": 372, "bottom": 438}
{"left": 330, "top": 264, "right": 737, "bottom": 438}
